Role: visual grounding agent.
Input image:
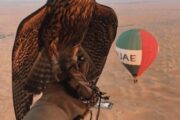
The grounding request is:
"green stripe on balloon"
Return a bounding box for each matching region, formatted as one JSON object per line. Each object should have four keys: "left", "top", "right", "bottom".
{"left": 116, "top": 29, "right": 142, "bottom": 50}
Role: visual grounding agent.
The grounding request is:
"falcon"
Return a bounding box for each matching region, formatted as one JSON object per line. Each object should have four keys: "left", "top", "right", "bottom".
{"left": 12, "top": 0, "right": 118, "bottom": 120}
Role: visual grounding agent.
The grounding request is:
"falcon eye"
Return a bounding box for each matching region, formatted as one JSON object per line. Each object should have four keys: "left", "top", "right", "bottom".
{"left": 78, "top": 56, "right": 85, "bottom": 61}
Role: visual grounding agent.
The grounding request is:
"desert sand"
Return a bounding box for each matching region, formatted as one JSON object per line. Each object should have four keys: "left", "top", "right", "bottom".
{"left": 0, "top": 0, "right": 180, "bottom": 120}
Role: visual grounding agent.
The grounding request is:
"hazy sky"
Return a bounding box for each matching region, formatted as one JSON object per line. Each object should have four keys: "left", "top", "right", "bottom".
{"left": 0, "top": 0, "right": 179, "bottom": 5}
{"left": 0, "top": 0, "right": 163, "bottom": 3}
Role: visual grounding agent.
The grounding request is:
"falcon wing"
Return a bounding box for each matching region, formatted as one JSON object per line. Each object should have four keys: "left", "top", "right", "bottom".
{"left": 12, "top": 5, "right": 48, "bottom": 120}
{"left": 81, "top": 3, "right": 118, "bottom": 84}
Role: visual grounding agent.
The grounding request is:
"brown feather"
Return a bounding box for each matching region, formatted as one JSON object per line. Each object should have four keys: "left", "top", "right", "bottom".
{"left": 12, "top": 1, "right": 118, "bottom": 120}
{"left": 80, "top": 3, "right": 118, "bottom": 84}
{"left": 12, "top": 0, "right": 96, "bottom": 119}
{"left": 12, "top": 5, "right": 48, "bottom": 120}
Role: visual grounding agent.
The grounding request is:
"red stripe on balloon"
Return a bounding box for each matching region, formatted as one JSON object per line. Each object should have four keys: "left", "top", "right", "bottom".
{"left": 137, "top": 30, "right": 158, "bottom": 77}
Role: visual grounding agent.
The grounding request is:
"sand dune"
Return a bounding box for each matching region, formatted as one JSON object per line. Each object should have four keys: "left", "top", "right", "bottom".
{"left": 0, "top": 0, "right": 180, "bottom": 120}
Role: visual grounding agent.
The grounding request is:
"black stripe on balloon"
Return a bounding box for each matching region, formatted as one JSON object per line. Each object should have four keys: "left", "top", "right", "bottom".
{"left": 123, "top": 63, "right": 140, "bottom": 77}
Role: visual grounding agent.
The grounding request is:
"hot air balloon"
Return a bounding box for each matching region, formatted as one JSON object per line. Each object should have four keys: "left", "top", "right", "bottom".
{"left": 115, "top": 29, "right": 159, "bottom": 82}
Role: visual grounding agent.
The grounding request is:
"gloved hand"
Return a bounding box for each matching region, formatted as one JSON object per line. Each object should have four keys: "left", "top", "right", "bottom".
{"left": 23, "top": 83, "right": 89, "bottom": 120}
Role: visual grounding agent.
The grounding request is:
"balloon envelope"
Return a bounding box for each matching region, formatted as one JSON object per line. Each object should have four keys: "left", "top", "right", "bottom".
{"left": 115, "top": 29, "right": 159, "bottom": 78}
